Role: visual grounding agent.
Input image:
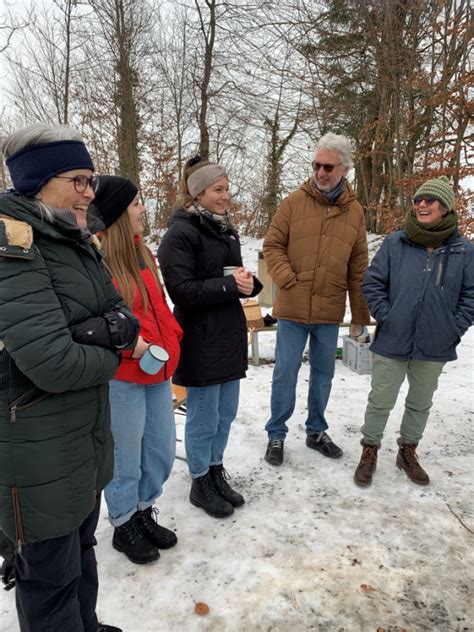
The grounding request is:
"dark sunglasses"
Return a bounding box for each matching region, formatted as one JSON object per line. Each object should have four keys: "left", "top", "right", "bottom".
{"left": 54, "top": 174, "right": 96, "bottom": 193}
{"left": 413, "top": 196, "right": 437, "bottom": 207}
{"left": 312, "top": 161, "right": 342, "bottom": 173}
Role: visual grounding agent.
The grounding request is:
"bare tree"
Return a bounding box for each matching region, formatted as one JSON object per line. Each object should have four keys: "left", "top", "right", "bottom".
{"left": 86, "top": 0, "right": 157, "bottom": 183}
{"left": 4, "top": 0, "right": 84, "bottom": 124}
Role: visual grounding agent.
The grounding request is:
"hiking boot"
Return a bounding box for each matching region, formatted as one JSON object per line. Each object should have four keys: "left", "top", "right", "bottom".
{"left": 209, "top": 464, "right": 245, "bottom": 507}
{"left": 396, "top": 438, "right": 430, "bottom": 485}
{"left": 306, "top": 432, "right": 343, "bottom": 459}
{"left": 190, "top": 472, "right": 234, "bottom": 518}
{"left": 112, "top": 515, "right": 160, "bottom": 564}
{"left": 354, "top": 440, "right": 379, "bottom": 487}
{"left": 265, "top": 439, "right": 284, "bottom": 466}
{"left": 135, "top": 507, "right": 178, "bottom": 549}
{"left": 98, "top": 625, "right": 122, "bottom": 632}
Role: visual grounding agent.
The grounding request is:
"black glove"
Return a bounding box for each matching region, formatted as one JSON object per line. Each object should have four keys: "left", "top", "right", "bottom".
{"left": 103, "top": 308, "right": 140, "bottom": 349}
{"left": 70, "top": 307, "right": 139, "bottom": 351}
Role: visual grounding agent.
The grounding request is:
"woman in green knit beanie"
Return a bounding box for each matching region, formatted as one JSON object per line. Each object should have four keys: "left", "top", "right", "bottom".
{"left": 404, "top": 175, "right": 458, "bottom": 248}
{"left": 353, "top": 174, "right": 474, "bottom": 488}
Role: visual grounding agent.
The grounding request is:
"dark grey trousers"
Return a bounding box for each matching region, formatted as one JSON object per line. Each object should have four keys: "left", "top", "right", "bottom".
{"left": 15, "top": 496, "right": 101, "bottom": 632}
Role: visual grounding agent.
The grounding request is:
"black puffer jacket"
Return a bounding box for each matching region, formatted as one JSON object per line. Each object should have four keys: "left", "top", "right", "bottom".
{"left": 158, "top": 208, "right": 262, "bottom": 386}
{"left": 0, "top": 193, "right": 128, "bottom": 544}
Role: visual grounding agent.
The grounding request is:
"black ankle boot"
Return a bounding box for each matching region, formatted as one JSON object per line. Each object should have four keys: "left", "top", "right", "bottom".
{"left": 190, "top": 472, "right": 234, "bottom": 518}
{"left": 112, "top": 515, "right": 160, "bottom": 564}
{"left": 209, "top": 464, "right": 245, "bottom": 507}
{"left": 135, "top": 507, "right": 178, "bottom": 549}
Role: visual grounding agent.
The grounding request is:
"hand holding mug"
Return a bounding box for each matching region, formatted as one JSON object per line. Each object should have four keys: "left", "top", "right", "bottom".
{"left": 132, "top": 335, "right": 149, "bottom": 359}
{"left": 232, "top": 267, "right": 254, "bottom": 296}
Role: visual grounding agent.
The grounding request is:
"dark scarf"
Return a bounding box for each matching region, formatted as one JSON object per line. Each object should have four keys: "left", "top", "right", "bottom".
{"left": 190, "top": 202, "right": 233, "bottom": 234}
{"left": 313, "top": 176, "right": 346, "bottom": 205}
{"left": 30, "top": 202, "right": 93, "bottom": 243}
{"left": 404, "top": 209, "right": 458, "bottom": 248}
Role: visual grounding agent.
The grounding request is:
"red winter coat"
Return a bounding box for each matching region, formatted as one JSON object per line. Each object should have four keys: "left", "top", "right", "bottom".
{"left": 114, "top": 248, "right": 182, "bottom": 384}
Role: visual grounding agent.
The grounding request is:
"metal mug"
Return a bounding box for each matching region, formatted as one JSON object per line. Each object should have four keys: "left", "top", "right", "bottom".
{"left": 139, "top": 344, "right": 169, "bottom": 375}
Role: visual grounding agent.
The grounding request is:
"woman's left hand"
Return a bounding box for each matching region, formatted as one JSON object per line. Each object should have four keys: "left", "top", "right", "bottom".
{"left": 131, "top": 336, "right": 149, "bottom": 359}
{"left": 233, "top": 267, "right": 254, "bottom": 296}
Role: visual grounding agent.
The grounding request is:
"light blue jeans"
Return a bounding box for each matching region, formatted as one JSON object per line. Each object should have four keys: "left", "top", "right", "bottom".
{"left": 265, "top": 319, "right": 339, "bottom": 440}
{"left": 104, "top": 379, "right": 176, "bottom": 527}
{"left": 185, "top": 380, "right": 240, "bottom": 478}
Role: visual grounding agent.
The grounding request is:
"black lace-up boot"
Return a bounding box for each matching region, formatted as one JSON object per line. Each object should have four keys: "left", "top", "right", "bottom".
{"left": 112, "top": 515, "right": 160, "bottom": 564}
{"left": 135, "top": 507, "right": 178, "bottom": 549}
{"left": 190, "top": 471, "right": 234, "bottom": 518}
{"left": 209, "top": 464, "right": 245, "bottom": 507}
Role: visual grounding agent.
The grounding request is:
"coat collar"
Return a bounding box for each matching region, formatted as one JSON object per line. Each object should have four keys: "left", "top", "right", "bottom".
{"left": 300, "top": 177, "right": 357, "bottom": 213}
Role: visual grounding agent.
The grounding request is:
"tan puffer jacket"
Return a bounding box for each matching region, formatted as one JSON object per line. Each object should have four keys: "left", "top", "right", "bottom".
{"left": 263, "top": 178, "right": 370, "bottom": 325}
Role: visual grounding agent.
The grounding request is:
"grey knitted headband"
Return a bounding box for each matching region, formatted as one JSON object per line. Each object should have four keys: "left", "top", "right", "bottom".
{"left": 187, "top": 164, "right": 228, "bottom": 198}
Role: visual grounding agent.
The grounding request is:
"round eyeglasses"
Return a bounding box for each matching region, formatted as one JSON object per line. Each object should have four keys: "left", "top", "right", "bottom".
{"left": 54, "top": 174, "right": 95, "bottom": 193}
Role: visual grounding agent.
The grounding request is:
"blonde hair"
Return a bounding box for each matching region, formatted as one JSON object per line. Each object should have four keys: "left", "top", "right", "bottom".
{"left": 101, "top": 211, "right": 161, "bottom": 311}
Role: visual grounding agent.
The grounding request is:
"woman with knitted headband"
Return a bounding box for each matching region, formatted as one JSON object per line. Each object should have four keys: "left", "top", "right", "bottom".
{"left": 92, "top": 175, "right": 182, "bottom": 565}
{"left": 0, "top": 124, "right": 137, "bottom": 632}
{"left": 158, "top": 156, "right": 262, "bottom": 518}
{"left": 354, "top": 175, "right": 474, "bottom": 488}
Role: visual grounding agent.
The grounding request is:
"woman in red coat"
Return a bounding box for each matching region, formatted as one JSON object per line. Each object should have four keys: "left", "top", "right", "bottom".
{"left": 93, "top": 176, "right": 182, "bottom": 565}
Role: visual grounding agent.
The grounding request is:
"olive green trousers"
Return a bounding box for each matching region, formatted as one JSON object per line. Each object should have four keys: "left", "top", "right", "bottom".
{"left": 361, "top": 353, "right": 445, "bottom": 445}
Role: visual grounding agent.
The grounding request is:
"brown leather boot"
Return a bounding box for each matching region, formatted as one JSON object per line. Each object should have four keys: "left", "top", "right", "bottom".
{"left": 354, "top": 440, "right": 379, "bottom": 487}
{"left": 396, "top": 438, "right": 430, "bottom": 485}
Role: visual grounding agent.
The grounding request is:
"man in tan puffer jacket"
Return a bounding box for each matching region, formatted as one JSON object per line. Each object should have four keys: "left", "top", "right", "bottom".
{"left": 263, "top": 132, "right": 370, "bottom": 466}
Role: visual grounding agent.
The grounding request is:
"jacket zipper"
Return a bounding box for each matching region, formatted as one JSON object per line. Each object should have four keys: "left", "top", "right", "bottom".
{"left": 435, "top": 245, "right": 451, "bottom": 289}
{"left": 10, "top": 388, "right": 50, "bottom": 423}
{"left": 11, "top": 487, "right": 25, "bottom": 552}
{"left": 146, "top": 287, "right": 171, "bottom": 382}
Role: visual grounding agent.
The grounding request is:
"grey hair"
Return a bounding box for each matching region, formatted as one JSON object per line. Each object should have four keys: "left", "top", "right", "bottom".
{"left": 2, "top": 123, "right": 84, "bottom": 160}
{"left": 2, "top": 124, "right": 84, "bottom": 223}
{"left": 315, "top": 132, "right": 353, "bottom": 169}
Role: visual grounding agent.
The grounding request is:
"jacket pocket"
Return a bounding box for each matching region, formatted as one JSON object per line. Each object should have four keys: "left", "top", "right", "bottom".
{"left": 418, "top": 304, "right": 459, "bottom": 356}
{"left": 376, "top": 300, "right": 415, "bottom": 356}
{"left": 9, "top": 388, "right": 51, "bottom": 423}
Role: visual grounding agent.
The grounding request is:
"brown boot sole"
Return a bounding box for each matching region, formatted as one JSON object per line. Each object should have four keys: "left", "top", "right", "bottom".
{"left": 354, "top": 476, "right": 373, "bottom": 487}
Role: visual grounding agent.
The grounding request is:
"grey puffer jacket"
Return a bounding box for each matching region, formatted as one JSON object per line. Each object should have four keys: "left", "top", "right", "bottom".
{"left": 362, "top": 229, "right": 474, "bottom": 362}
{"left": 0, "top": 192, "right": 126, "bottom": 544}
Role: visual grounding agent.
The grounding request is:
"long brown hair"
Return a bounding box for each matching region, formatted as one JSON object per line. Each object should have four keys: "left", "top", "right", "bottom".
{"left": 100, "top": 210, "right": 161, "bottom": 312}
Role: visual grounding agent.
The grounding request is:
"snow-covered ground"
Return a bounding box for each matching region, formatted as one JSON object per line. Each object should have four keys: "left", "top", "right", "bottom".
{"left": 1, "top": 237, "right": 473, "bottom": 632}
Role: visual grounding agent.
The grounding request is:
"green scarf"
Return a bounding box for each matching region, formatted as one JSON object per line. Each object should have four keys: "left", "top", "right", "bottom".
{"left": 404, "top": 209, "right": 458, "bottom": 248}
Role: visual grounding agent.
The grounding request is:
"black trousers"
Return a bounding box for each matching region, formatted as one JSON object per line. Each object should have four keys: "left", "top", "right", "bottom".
{"left": 15, "top": 496, "right": 101, "bottom": 632}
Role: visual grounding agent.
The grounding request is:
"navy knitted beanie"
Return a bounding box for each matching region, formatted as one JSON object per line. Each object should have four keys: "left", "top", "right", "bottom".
{"left": 6, "top": 140, "right": 94, "bottom": 197}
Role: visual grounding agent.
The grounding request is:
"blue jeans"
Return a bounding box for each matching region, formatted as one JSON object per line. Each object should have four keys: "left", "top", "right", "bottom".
{"left": 104, "top": 380, "right": 176, "bottom": 527}
{"left": 185, "top": 380, "right": 240, "bottom": 478}
{"left": 265, "top": 319, "right": 339, "bottom": 440}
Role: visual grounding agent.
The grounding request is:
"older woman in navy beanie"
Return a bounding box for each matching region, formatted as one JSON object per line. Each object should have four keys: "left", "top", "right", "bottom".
{"left": 354, "top": 175, "right": 474, "bottom": 488}
{"left": 0, "top": 124, "right": 136, "bottom": 632}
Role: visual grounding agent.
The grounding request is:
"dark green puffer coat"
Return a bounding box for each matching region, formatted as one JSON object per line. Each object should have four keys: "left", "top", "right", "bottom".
{"left": 0, "top": 192, "right": 123, "bottom": 545}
